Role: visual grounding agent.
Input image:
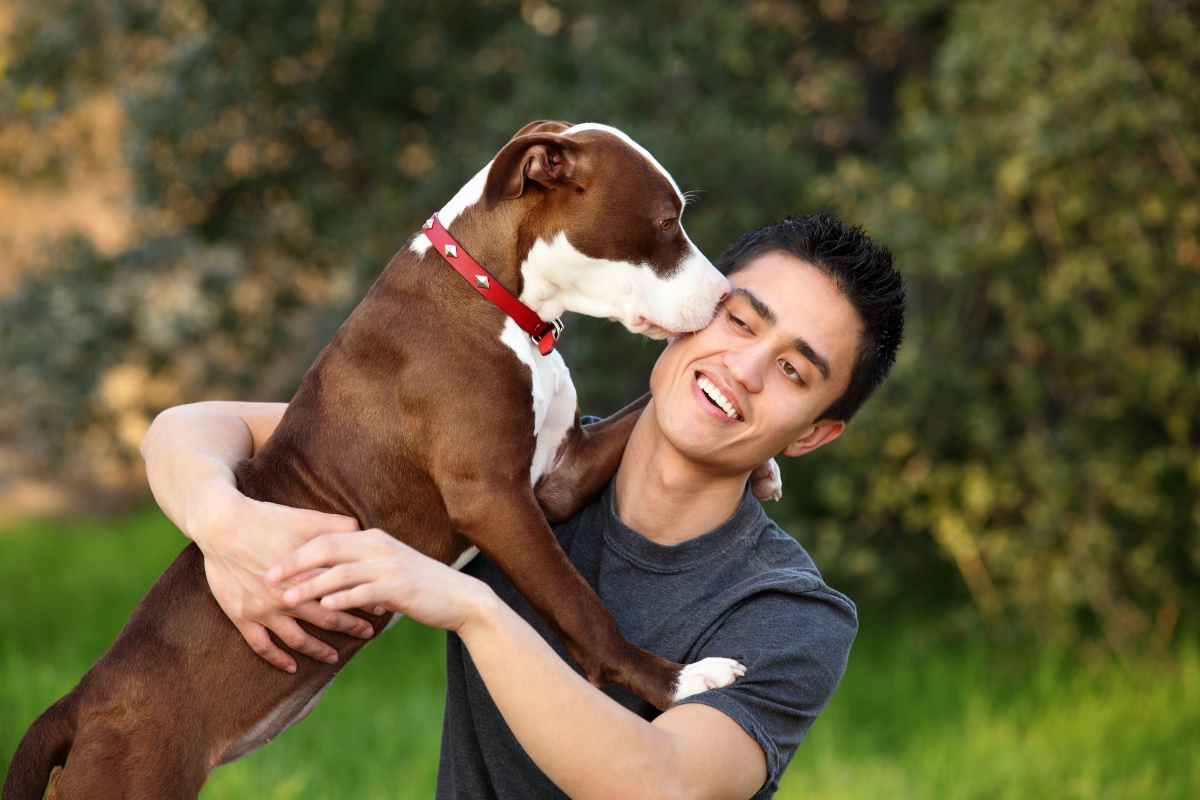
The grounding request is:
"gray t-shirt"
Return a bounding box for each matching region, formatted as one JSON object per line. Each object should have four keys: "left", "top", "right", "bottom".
{"left": 436, "top": 478, "right": 857, "bottom": 799}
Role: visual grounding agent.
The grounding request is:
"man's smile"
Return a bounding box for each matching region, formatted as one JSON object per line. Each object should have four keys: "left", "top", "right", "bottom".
{"left": 694, "top": 371, "right": 744, "bottom": 422}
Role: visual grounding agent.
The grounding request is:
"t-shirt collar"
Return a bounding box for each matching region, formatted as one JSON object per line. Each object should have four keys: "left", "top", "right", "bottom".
{"left": 599, "top": 478, "right": 768, "bottom": 572}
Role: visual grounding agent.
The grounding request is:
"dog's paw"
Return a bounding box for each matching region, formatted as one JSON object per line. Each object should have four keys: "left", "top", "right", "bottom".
{"left": 750, "top": 458, "right": 782, "bottom": 502}
{"left": 672, "top": 657, "right": 747, "bottom": 703}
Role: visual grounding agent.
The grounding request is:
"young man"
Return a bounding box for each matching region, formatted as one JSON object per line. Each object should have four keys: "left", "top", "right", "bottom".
{"left": 142, "top": 213, "right": 905, "bottom": 799}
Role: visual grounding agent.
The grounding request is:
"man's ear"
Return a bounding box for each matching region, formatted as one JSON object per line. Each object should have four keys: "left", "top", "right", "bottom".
{"left": 781, "top": 419, "right": 845, "bottom": 458}
{"left": 482, "top": 131, "right": 576, "bottom": 209}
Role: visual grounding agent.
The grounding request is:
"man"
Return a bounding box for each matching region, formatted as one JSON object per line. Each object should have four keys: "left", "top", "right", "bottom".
{"left": 142, "top": 213, "right": 905, "bottom": 799}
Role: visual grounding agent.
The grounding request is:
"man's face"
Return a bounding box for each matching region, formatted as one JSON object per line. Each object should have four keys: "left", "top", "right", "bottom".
{"left": 648, "top": 251, "right": 862, "bottom": 474}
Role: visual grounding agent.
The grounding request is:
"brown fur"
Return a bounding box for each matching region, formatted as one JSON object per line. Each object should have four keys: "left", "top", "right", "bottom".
{"left": 4, "top": 123, "right": 696, "bottom": 800}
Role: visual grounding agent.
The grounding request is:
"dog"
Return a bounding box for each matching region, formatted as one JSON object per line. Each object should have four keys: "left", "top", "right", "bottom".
{"left": 4, "top": 120, "right": 777, "bottom": 800}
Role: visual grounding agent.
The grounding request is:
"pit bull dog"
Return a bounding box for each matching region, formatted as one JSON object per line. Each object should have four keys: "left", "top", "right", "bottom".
{"left": 4, "top": 120, "right": 771, "bottom": 800}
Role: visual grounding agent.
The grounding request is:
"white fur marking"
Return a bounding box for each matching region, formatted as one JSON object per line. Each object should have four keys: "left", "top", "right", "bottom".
{"left": 409, "top": 162, "right": 492, "bottom": 255}
{"left": 564, "top": 123, "right": 683, "bottom": 199}
{"left": 518, "top": 232, "right": 724, "bottom": 337}
{"left": 498, "top": 318, "right": 576, "bottom": 484}
{"left": 217, "top": 674, "right": 335, "bottom": 765}
{"left": 751, "top": 458, "right": 783, "bottom": 502}
{"left": 672, "top": 658, "right": 746, "bottom": 704}
{"left": 451, "top": 546, "right": 481, "bottom": 571}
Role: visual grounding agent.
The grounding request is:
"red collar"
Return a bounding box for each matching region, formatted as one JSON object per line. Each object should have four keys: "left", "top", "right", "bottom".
{"left": 423, "top": 214, "right": 563, "bottom": 356}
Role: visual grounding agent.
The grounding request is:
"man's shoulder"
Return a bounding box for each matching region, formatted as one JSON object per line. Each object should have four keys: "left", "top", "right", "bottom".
{"left": 742, "top": 516, "right": 857, "bottom": 619}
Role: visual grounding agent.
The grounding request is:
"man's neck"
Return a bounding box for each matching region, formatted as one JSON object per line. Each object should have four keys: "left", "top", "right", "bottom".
{"left": 613, "top": 400, "right": 752, "bottom": 546}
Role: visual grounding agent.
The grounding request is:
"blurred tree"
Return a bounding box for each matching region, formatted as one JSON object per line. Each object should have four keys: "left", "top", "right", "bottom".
{"left": 1, "top": 0, "right": 1196, "bottom": 651}
{"left": 804, "top": 0, "right": 1200, "bottom": 651}
{"left": 3, "top": 0, "right": 935, "bottom": 477}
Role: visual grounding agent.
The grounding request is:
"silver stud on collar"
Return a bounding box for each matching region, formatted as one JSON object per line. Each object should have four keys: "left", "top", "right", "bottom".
{"left": 444, "top": 244, "right": 458, "bottom": 258}
{"left": 474, "top": 275, "right": 490, "bottom": 289}
{"left": 423, "top": 218, "right": 434, "bottom": 230}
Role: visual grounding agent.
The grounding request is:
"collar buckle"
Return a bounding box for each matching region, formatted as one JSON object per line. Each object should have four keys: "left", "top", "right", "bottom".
{"left": 533, "top": 317, "right": 565, "bottom": 355}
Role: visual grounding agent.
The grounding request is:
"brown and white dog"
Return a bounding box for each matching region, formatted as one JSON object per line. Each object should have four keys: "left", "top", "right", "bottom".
{"left": 4, "top": 121, "right": 775, "bottom": 800}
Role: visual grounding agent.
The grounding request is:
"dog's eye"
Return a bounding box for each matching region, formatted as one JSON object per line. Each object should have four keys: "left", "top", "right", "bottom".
{"left": 659, "top": 218, "right": 676, "bottom": 231}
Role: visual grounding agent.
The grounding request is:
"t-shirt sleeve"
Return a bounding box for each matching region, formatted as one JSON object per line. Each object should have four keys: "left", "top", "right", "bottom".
{"left": 674, "top": 587, "right": 857, "bottom": 796}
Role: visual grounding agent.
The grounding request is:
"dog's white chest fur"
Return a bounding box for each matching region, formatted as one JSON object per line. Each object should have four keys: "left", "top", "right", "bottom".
{"left": 499, "top": 318, "right": 577, "bottom": 484}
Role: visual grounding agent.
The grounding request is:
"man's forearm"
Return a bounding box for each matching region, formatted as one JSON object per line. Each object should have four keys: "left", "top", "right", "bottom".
{"left": 458, "top": 593, "right": 762, "bottom": 800}
{"left": 460, "top": 595, "right": 676, "bottom": 798}
{"left": 273, "top": 527, "right": 766, "bottom": 796}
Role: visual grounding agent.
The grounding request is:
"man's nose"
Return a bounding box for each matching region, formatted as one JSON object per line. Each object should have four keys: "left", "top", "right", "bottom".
{"left": 724, "top": 344, "right": 766, "bottom": 394}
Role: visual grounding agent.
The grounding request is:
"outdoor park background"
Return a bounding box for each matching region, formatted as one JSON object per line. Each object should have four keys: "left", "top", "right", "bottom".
{"left": 1, "top": 0, "right": 1197, "bottom": 796}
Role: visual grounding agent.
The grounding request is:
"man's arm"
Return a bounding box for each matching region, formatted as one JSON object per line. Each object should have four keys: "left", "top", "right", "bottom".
{"left": 272, "top": 531, "right": 768, "bottom": 800}
{"left": 141, "top": 402, "right": 374, "bottom": 672}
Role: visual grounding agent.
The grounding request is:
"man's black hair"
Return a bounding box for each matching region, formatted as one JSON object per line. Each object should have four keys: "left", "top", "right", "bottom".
{"left": 714, "top": 213, "right": 906, "bottom": 423}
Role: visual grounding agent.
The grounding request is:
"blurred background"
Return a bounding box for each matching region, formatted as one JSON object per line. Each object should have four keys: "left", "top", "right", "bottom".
{"left": 1, "top": 0, "right": 1198, "bottom": 796}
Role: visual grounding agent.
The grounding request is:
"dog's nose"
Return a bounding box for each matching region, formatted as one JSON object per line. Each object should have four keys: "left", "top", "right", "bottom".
{"left": 716, "top": 278, "right": 732, "bottom": 302}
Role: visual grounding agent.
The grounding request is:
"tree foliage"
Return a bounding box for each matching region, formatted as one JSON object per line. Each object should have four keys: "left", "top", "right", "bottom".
{"left": 1, "top": 0, "right": 1197, "bottom": 648}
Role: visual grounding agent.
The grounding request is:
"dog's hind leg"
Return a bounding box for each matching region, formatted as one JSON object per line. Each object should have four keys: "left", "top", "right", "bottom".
{"left": 45, "top": 714, "right": 208, "bottom": 800}
{"left": 2, "top": 696, "right": 74, "bottom": 800}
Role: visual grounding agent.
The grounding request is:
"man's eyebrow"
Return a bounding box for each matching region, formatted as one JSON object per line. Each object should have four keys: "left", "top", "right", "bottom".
{"left": 729, "top": 287, "right": 831, "bottom": 382}
{"left": 730, "top": 287, "right": 776, "bottom": 324}
{"left": 791, "top": 336, "right": 832, "bottom": 382}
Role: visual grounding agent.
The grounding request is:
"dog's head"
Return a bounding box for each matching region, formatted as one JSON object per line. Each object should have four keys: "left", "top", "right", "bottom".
{"left": 481, "top": 121, "right": 729, "bottom": 339}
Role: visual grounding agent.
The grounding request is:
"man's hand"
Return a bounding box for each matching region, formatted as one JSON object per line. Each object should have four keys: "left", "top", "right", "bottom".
{"left": 189, "top": 483, "right": 376, "bottom": 672}
{"left": 270, "top": 530, "right": 490, "bottom": 635}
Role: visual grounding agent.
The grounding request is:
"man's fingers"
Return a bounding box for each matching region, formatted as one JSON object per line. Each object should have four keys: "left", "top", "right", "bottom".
{"left": 233, "top": 606, "right": 370, "bottom": 671}
{"left": 292, "top": 599, "right": 375, "bottom": 639}
{"left": 270, "top": 530, "right": 399, "bottom": 584}
{"left": 292, "top": 567, "right": 329, "bottom": 584}
{"left": 320, "top": 584, "right": 383, "bottom": 613}
{"left": 267, "top": 502, "right": 361, "bottom": 541}
{"left": 269, "top": 532, "right": 358, "bottom": 583}
{"left": 240, "top": 622, "right": 297, "bottom": 673}
{"left": 281, "top": 562, "right": 378, "bottom": 607}
{"left": 269, "top": 616, "right": 340, "bottom": 665}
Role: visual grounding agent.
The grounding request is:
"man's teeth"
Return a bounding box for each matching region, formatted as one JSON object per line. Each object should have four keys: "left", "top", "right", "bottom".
{"left": 697, "top": 375, "right": 741, "bottom": 420}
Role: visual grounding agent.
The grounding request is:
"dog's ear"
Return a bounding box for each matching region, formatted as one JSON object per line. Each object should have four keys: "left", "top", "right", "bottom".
{"left": 511, "top": 120, "right": 574, "bottom": 137}
{"left": 482, "top": 132, "right": 576, "bottom": 209}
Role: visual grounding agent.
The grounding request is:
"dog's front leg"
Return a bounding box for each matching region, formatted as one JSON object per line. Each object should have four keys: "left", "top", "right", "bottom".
{"left": 444, "top": 478, "right": 685, "bottom": 710}
{"left": 533, "top": 393, "right": 650, "bottom": 524}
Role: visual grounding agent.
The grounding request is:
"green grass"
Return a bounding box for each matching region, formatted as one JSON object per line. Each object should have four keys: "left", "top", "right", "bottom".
{"left": 780, "top": 626, "right": 1200, "bottom": 799}
{"left": 2, "top": 511, "right": 1197, "bottom": 799}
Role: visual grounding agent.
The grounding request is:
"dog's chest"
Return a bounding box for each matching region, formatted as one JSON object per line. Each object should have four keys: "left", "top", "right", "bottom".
{"left": 498, "top": 318, "right": 577, "bottom": 485}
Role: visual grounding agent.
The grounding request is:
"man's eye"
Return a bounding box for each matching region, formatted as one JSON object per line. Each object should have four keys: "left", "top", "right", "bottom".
{"left": 781, "top": 360, "right": 802, "bottom": 383}
{"left": 728, "top": 313, "right": 750, "bottom": 331}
